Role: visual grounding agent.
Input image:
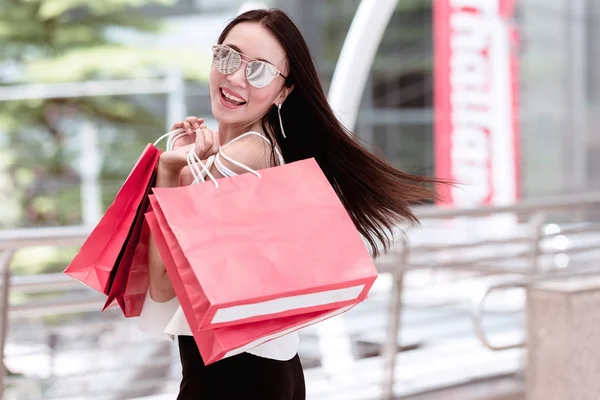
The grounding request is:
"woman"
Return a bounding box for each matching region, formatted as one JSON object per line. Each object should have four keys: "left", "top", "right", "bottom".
{"left": 140, "top": 8, "right": 437, "bottom": 400}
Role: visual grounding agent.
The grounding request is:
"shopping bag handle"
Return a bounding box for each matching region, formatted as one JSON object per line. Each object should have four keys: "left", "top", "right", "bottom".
{"left": 153, "top": 128, "right": 219, "bottom": 186}
{"left": 186, "top": 131, "right": 284, "bottom": 188}
{"left": 152, "top": 127, "right": 218, "bottom": 188}
{"left": 187, "top": 147, "right": 220, "bottom": 187}
{"left": 149, "top": 128, "right": 219, "bottom": 187}
{"left": 154, "top": 128, "right": 187, "bottom": 152}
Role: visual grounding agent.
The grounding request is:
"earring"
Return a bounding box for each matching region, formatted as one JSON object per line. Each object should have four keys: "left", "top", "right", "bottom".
{"left": 278, "top": 103, "right": 286, "bottom": 139}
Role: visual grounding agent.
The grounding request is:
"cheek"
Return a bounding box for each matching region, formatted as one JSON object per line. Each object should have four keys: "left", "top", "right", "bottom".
{"left": 209, "top": 67, "right": 223, "bottom": 90}
{"left": 248, "top": 87, "right": 278, "bottom": 109}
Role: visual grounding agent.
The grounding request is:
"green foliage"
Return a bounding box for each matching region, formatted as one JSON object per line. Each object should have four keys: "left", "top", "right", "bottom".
{"left": 0, "top": 0, "right": 208, "bottom": 274}
{"left": 35, "top": 0, "right": 174, "bottom": 20}
{"left": 10, "top": 246, "right": 79, "bottom": 275}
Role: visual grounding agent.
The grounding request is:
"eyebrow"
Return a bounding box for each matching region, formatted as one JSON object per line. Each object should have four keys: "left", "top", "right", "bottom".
{"left": 224, "top": 43, "right": 273, "bottom": 64}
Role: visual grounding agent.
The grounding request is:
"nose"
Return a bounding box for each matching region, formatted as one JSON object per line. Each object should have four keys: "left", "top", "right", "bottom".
{"left": 226, "top": 63, "right": 247, "bottom": 89}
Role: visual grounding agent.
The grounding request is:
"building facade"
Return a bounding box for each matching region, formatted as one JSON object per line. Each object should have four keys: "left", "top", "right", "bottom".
{"left": 276, "top": 0, "right": 600, "bottom": 199}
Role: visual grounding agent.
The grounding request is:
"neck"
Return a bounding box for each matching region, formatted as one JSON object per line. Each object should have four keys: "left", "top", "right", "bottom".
{"left": 218, "top": 120, "right": 264, "bottom": 144}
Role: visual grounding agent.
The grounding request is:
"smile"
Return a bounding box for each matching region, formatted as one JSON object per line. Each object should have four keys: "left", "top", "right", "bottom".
{"left": 220, "top": 88, "right": 247, "bottom": 106}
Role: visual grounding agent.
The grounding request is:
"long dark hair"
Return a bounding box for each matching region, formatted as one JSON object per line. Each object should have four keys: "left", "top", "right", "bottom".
{"left": 218, "top": 9, "right": 442, "bottom": 258}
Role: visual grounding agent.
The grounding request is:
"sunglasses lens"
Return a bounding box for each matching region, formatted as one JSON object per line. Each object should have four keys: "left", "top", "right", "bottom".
{"left": 246, "top": 61, "right": 278, "bottom": 88}
{"left": 213, "top": 45, "right": 240, "bottom": 74}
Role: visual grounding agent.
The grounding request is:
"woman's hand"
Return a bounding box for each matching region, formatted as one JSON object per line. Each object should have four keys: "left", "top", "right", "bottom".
{"left": 158, "top": 116, "right": 220, "bottom": 180}
{"left": 170, "top": 116, "right": 202, "bottom": 149}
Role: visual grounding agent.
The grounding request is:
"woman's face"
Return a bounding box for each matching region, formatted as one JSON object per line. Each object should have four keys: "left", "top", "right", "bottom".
{"left": 210, "top": 22, "right": 289, "bottom": 127}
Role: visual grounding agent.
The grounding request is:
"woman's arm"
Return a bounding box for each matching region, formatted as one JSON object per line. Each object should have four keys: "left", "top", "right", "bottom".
{"left": 147, "top": 116, "right": 216, "bottom": 302}
{"left": 147, "top": 166, "right": 179, "bottom": 302}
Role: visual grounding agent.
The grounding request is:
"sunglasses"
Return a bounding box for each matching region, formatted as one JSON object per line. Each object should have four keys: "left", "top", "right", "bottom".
{"left": 212, "top": 44, "right": 288, "bottom": 88}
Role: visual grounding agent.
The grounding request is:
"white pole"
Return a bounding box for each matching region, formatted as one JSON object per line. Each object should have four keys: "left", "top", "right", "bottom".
{"left": 165, "top": 70, "right": 187, "bottom": 131}
{"left": 567, "top": 0, "right": 588, "bottom": 192}
{"left": 489, "top": 18, "right": 516, "bottom": 207}
{"left": 79, "top": 122, "right": 102, "bottom": 227}
{"left": 327, "top": 0, "right": 398, "bottom": 131}
{"left": 237, "top": 1, "right": 269, "bottom": 13}
{"left": 488, "top": 14, "right": 518, "bottom": 236}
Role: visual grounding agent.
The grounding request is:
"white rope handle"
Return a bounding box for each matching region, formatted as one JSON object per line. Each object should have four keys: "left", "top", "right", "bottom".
{"left": 153, "top": 128, "right": 221, "bottom": 188}
{"left": 187, "top": 148, "right": 220, "bottom": 188}
{"left": 158, "top": 130, "right": 284, "bottom": 189}
{"left": 153, "top": 128, "right": 187, "bottom": 152}
{"left": 185, "top": 147, "right": 202, "bottom": 183}
{"left": 154, "top": 128, "right": 219, "bottom": 187}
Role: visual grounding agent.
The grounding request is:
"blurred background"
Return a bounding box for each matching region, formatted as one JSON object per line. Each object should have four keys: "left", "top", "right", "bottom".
{"left": 0, "top": 0, "right": 599, "bottom": 399}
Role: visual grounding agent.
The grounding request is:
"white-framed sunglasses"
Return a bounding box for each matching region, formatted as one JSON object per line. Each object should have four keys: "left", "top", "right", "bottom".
{"left": 212, "top": 44, "right": 288, "bottom": 88}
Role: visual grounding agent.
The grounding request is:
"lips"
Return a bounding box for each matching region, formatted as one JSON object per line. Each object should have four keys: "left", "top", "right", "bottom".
{"left": 220, "top": 87, "right": 247, "bottom": 106}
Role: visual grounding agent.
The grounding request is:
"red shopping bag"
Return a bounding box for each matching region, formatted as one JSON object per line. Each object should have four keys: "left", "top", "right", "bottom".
{"left": 101, "top": 170, "right": 156, "bottom": 317}
{"left": 64, "top": 144, "right": 161, "bottom": 293}
{"left": 145, "top": 210, "right": 355, "bottom": 365}
{"left": 150, "top": 158, "right": 378, "bottom": 329}
{"left": 116, "top": 222, "right": 152, "bottom": 317}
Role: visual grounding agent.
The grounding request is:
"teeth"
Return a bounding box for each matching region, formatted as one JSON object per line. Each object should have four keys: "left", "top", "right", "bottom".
{"left": 221, "top": 89, "right": 245, "bottom": 104}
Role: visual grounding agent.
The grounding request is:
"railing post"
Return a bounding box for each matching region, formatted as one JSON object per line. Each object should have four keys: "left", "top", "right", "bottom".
{"left": 0, "top": 250, "right": 15, "bottom": 400}
{"left": 381, "top": 236, "right": 408, "bottom": 400}
{"left": 528, "top": 212, "right": 547, "bottom": 274}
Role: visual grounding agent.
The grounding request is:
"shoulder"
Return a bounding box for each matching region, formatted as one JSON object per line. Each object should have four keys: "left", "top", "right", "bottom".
{"left": 217, "top": 132, "right": 280, "bottom": 175}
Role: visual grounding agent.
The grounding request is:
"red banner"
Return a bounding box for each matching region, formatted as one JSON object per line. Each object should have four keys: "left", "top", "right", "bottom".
{"left": 434, "top": 0, "right": 520, "bottom": 207}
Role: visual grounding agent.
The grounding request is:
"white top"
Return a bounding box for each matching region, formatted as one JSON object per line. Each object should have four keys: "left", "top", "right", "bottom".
{"left": 137, "top": 132, "right": 298, "bottom": 361}
{"left": 137, "top": 291, "right": 300, "bottom": 360}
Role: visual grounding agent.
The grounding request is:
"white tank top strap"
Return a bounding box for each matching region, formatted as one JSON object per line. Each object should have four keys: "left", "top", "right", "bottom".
{"left": 216, "top": 148, "right": 261, "bottom": 177}
{"left": 214, "top": 154, "right": 248, "bottom": 177}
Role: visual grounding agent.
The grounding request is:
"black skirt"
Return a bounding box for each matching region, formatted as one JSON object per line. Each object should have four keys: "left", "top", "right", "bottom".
{"left": 177, "top": 336, "right": 306, "bottom": 400}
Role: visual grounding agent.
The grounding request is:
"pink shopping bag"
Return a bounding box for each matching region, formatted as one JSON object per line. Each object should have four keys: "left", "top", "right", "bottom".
{"left": 150, "top": 157, "right": 377, "bottom": 329}
{"left": 145, "top": 210, "right": 355, "bottom": 365}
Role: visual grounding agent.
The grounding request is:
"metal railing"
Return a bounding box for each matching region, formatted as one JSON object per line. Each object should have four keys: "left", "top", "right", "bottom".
{"left": 378, "top": 191, "right": 600, "bottom": 399}
{"left": 0, "top": 192, "right": 598, "bottom": 399}
{"left": 0, "top": 227, "right": 174, "bottom": 400}
{"left": 470, "top": 266, "right": 600, "bottom": 351}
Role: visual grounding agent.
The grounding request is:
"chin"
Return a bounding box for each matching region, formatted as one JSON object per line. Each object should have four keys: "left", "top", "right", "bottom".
{"left": 212, "top": 108, "right": 237, "bottom": 124}
{"left": 212, "top": 105, "right": 256, "bottom": 128}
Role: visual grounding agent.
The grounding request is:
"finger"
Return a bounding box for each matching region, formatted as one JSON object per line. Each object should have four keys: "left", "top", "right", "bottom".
{"left": 186, "top": 116, "right": 204, "bottom": 130}
{"left": 194, "top": 128, "right": 206, "bottom": 156}
{"left": 171, "top": 121, "right": 184, "bottom": 131}
{"left": 183, "top": 121, "right": 193, "bottom": 135}
{"left": 194, "top": 118, "right": 205, "bottom": 129}
{"left": 185, "top": 116, "right": 197, "bottom": 129}
{"left": 203, "top": 128, "right": 214, "bottom": 152}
